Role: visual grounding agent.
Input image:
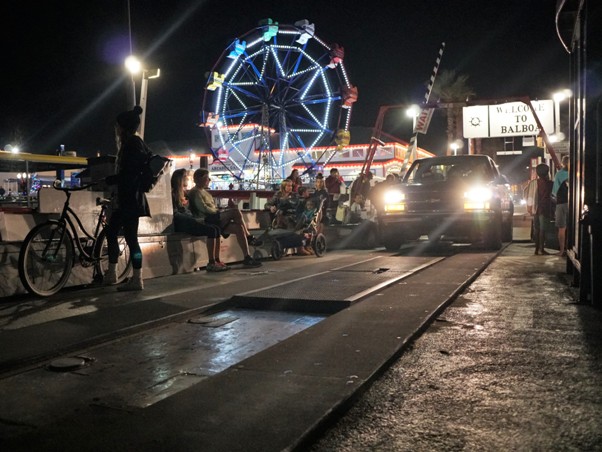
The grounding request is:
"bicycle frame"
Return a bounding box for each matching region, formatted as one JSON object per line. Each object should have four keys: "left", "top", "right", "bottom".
{"left": 52, "top": 185, "right": 108, "bottom": 267}
{"left": 19, "top": 182, "right": 132, "bottom": 297}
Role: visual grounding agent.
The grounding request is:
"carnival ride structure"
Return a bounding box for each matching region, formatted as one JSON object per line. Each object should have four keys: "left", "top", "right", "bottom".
{"left": 201, "top": 19, "right": 357, "bottom": 187}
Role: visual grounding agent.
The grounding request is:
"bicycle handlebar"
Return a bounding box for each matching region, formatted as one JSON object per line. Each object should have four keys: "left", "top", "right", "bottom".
{"left": 52, "top": 180, "right": 101, "bottom": 192}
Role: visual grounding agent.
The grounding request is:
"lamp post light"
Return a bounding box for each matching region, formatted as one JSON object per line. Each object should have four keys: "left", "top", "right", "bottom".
{"left": 124, "top": 55, "right": 141, "bottom": 106}
{"left": 5, "top": 144, "right": 20, "bottom": 154}
{"left": 139, "top": 68, "right": 161, "bottom": 139}
{"left": 450, "top": 142, "right": 459, "bottom": 156}
{"left": 125, "top": 56, "right": 160, "bottom": 139}
{"left": 406, "top": 105, "right": 419, "bottom": 132}
{"left": 552, "top": 89, "right": 571, "bottom": 139}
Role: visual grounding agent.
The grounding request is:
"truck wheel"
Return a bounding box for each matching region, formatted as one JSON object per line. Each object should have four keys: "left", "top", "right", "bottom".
{"left": 382, "top": 232, "right": 403, "bottom": 251}
{"left": 502, "top": 216, "right": 513, "bottom": 242}
{"left": 483, "top": 217, "right": 502, "bottom": 250}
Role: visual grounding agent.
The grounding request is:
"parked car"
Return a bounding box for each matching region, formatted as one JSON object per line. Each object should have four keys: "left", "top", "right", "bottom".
{"left": 376, "top": 154, "right": 514, "bottom": 251}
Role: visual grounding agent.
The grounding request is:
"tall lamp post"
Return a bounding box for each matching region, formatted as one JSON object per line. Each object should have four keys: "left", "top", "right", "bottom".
{"left": 125, "top": 56, "right": 160, "bottom": 139}
{"left": 450, "top": 142, "right": 459, "bottom": 156}
{"left": 139, "top": 68, "right": 160, "bottom": 138}
{"left": 552, "top": 89, "right": 571, "bottom": 141}
{"left": 124, "top": 55, "right": 140, "bottom": 107}
{"left": 406, "top": 105, "right": 419, "bottom": 132}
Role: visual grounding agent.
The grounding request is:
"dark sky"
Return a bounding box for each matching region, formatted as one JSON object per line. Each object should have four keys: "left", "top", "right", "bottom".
{"left": 1, "top": 0, "right": 567, "bottom": 157}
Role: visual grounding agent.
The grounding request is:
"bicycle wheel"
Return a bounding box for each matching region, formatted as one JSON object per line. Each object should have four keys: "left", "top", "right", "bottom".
{"left": 93, "top": 229, "right": 132, "bottom": 283}
{"left": 18, "top": 221, "right": 74, "bottom": 297}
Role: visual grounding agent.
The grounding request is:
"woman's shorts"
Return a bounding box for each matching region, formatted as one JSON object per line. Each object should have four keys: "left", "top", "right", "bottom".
{"left": 555, "top": 203, "right": 568, "bottom": 228}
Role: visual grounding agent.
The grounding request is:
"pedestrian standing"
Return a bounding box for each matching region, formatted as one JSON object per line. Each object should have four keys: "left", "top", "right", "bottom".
{"left": 325, "top": 168, "right": 345, "bottom": 224}
{"left": 104, "top": 105, "right": 150, "bottom": 291}
{"left": 552, "top": 155, "right": 570, "bottom": 256}
{"left": 325, "top": 168, "right": 344, "bottom": 197}
{"left": 533, "top": 163, "right": 554, "bottom": 255}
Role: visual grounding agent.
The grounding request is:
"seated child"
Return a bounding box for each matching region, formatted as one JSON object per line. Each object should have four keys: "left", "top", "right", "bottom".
{"left": 296, "top": 198, "right": 318, "bottom": 230}
{"left": 347, "top": 194, "right": 364, "bottom": 224}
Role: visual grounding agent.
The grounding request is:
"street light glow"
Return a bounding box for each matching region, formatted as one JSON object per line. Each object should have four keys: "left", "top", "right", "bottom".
{"left": 125, "top": 55, "right": 142, "bottom": 74}
{"left": 406, "top": 105, "right": 419, "bottom": 118}
{"left": 552, "top": 88, "right": 571, "bottom": 137}
{"left": 553, "top": 89, "right": 572, "bottom": 103}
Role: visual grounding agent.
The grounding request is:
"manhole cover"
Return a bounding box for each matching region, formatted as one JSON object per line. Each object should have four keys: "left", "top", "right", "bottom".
{"left": 48, "top": 357, "right": 86, "bottom": 371}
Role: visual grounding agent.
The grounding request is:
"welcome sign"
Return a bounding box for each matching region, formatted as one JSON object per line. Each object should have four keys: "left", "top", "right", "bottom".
{"left": 463, "top": 100, "right": 554, "bottom": 138}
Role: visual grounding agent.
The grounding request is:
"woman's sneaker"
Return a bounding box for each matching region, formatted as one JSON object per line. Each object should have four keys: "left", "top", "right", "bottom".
{"left": 243, "top": 255, "right": 262, "bottom": 267}
{"left": 206, "top": 262, "right": 229, "bottom": 272}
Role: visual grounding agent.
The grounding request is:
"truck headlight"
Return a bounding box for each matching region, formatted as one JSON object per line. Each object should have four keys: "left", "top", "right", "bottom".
{"left": 384, "top": 189, "right": 406, "bottom": 212}
{"left": 464, "top": 186, "right": 492, "bottom": 210}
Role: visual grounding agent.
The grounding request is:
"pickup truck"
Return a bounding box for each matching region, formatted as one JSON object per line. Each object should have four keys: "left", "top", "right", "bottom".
{"left": 376, "top": 154, "right": 514, "bottom": 251}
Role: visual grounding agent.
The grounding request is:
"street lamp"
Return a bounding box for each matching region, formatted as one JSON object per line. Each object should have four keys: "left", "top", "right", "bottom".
{"left": 552, "top": 89, "right": 572, "bottom": 139}
{"left": 125, "top": 56, "right": 160, "bottom": 139}
{"left": 139, "top": 68, "right": 161, "bottom": 139}
{"left": 124, "top": 55, "right": 141, "bottom": 106}
{"left": 406, "top": 105, "right": 419, "bottom": 132}
{"left": 450, "top": 142, "right": 459, "bottom": 156}
{"left": 4, "top": 144, "right": 20, "bottom": 154}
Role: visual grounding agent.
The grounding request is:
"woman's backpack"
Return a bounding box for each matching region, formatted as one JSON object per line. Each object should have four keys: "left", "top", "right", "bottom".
{"left": 140, "top": 153, "right": 171, "bottom": 193}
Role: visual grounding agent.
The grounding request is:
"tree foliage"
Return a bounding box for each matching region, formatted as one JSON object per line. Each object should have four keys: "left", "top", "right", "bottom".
{"left": 431, "top": 70, "right": 476, "bottom": 154}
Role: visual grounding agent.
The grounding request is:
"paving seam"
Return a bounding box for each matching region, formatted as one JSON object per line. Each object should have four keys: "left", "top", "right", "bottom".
{"left": 235, "top": 255, "right": 383, "bottom": 296}
{"left": 231, "top": 257, "right": 444, "bottom": 310}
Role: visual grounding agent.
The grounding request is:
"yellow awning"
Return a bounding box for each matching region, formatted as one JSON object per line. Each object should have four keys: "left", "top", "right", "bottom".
{"left": 0, "top": 150, "right": 88, "bottom": 172}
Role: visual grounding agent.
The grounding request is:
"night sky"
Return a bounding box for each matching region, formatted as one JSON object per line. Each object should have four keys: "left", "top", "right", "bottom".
{"left": 1, "top": 0, "right": 567, "bottom": 158}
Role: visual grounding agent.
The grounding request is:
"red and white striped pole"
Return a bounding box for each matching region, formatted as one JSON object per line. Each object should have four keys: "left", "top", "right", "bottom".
{"left": 403, "top": 42, "right": 445, "bottom": 170}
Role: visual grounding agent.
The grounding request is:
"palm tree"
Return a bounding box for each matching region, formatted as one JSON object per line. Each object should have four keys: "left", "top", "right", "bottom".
{"left": 430, "top": 70, "right": 476, "bottom": 155}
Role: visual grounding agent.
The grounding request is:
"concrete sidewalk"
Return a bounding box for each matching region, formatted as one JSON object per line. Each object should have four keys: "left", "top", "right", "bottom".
{"left": 309, "top": 241, "right": 602, "bottom": 451}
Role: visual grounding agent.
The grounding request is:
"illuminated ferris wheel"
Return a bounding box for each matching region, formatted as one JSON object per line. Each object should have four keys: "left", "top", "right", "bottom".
{"left": 201, "top": 19, "right": 357, "bottom": 184}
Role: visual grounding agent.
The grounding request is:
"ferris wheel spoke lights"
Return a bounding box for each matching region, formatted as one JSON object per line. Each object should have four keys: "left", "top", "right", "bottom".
{"left": 202, "top": 18, "right": 357, "bottom": 184}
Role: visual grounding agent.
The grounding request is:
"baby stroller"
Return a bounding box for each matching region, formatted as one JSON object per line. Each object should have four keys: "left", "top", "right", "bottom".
{"left": 254, "top": 199, "right": 327, "bottom": 260}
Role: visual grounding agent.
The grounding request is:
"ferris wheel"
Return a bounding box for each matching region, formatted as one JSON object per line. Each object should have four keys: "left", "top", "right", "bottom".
{"left": 201, "top": 19, "right": 357, "bottom": 185}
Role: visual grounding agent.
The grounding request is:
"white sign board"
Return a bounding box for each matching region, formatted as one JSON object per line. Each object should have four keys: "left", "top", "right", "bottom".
{"left": 463, "top": 100, "right": 554, "bottom": 138}
{"left": 414, "top": 108, "right": 434, "bottom": 134}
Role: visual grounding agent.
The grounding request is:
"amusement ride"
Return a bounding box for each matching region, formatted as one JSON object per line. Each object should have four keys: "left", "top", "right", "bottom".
{"left": 201, "top": 19, "right": 357, "bottom": 187}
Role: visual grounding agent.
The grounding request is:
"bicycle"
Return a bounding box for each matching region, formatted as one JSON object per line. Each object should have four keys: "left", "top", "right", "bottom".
{"left": 18, "top": 181, "right": 132, "bottom": 297}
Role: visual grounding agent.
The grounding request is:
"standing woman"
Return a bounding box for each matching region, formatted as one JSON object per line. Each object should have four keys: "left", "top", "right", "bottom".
{"left": 104, "top": 105, "right": 150, "bottom": 291}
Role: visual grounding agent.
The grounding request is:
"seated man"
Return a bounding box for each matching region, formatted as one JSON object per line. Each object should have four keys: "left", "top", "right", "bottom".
{"left": 188, "top": 169, "right": 262, "bottom": 268}
{"left": 171, "top": 168, "right": 227, "bottom": 272}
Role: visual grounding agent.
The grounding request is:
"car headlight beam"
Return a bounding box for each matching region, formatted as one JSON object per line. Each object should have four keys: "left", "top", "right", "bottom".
{"left": 384, "top": 189, "right": 406, "bottom": 212}
{"left": 464, "top": 186, "right": 493, "bottom": 210}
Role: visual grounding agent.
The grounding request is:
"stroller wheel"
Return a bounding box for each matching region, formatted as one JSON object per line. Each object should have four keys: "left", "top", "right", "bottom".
{"left": 312, "top": 233, "right": 327, "bottom": 257}
{"left": 271, "top": 240, "right": 284, "bottom": 260}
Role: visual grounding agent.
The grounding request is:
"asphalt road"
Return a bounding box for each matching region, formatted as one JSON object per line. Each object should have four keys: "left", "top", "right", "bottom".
{"left": 2, "top": 241, "right": 595, "bottom": 451}
{"left": 0, "top": 245, "right": 497, "bottom": 450}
